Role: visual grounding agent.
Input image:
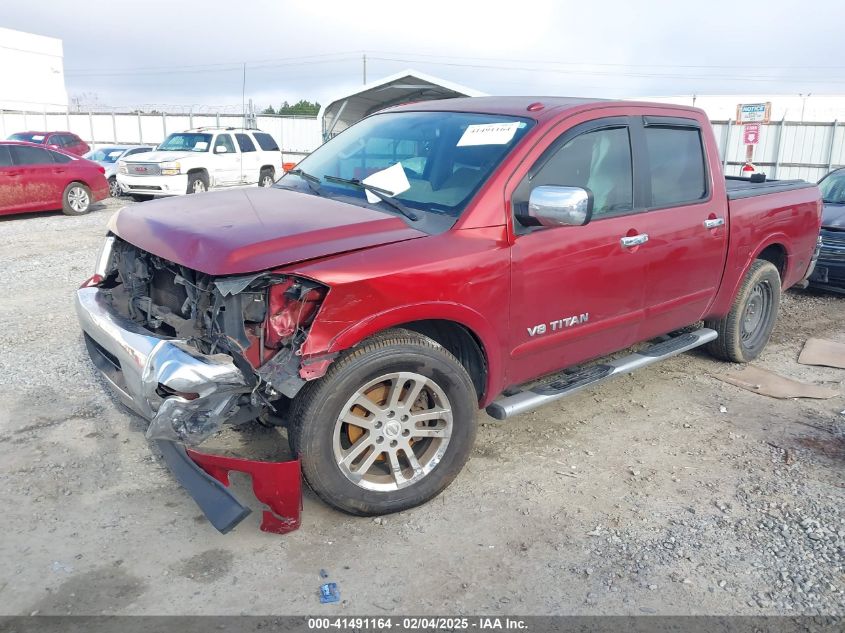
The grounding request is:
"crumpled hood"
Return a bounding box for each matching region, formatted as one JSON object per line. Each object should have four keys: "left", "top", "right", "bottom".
{"left": 121, "top": 150, "right": 193, "bottom": 163}
{"left": 821, "top": 202, "right": 845, "bottom": 230}
{"left": 110, "top": 187, "right": 427, "bottom": 275}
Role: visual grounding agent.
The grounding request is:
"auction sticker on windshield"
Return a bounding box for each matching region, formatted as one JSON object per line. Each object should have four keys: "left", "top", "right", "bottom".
{"left": 362, "top": 162, "right": 411, "bottom": 203}
{"left": 457, "top": 122, "right": 521, "bottom": 146}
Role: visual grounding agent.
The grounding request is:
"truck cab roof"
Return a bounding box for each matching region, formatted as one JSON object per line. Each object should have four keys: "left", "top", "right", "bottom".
{"left": 385, "top": 96, "right": 707, "bottom": 121}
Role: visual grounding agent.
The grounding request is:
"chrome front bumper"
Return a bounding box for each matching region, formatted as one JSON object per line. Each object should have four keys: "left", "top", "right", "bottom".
{"left": 75, "top": 286, "right": 250, "bottom": 444}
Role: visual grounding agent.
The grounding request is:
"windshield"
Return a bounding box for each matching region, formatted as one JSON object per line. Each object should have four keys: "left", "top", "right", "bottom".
{"left": 819, "top": 169, "right": 845, "bottom": 204}
{"left": 86, "top": 147, "right": 126, "bottom": 163}
{"left": 8, "top": 133, "right": 46, "bottom": 143}
{"left": 157, "top": 133, "right": 212, "bottom": 152}
{"left": 280, "top": 111, "right": 534, "bottom": 220}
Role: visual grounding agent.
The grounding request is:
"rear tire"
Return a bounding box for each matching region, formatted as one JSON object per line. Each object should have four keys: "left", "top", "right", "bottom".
{"left": 186, "top": 172, "right": 209, "bottom": 194}
{"left": 108, "top": 176, "right": 121, "bottom": 198}
{"left": 61, "top": 182, "right": 92, "bottom": 216}
{"left": 259, "top": 168, "right": 275, "bottom": 187}
{"left": 289, "top": 329, "right": 478, "bottom": 516}
{"left": 706, "top": 259, "right": 781, "bottom": 362}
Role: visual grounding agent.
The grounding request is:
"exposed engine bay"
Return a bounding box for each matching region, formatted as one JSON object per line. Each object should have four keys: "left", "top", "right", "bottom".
{"left": 95, "top": 237, "right": 327, "bottom": 443}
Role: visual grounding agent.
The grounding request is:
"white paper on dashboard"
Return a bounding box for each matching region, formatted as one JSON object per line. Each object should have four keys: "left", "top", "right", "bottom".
{"left": 362, "top": 162, "right": 411, "bottom": 204}
{"left": 457, "top": 122, "right": 520, "bottom": 147}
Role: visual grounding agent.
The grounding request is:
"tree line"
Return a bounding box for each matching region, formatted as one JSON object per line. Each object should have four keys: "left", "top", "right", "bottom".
{"left": 262, "top": 100, "right": 321, "bottom": 116}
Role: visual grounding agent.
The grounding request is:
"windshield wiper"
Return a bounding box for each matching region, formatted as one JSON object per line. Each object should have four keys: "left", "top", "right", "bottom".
{"left": 286, "top": 168, "right": 325, "bottom": 197}
{"left": 322, "top": 175, "right": 419, "bottom": 221}
{"left": 822, "top": 198, "right": 844, "bottom": 204}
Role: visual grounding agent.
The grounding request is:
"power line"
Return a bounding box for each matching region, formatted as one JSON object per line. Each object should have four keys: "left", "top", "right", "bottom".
{"left": 65, "top": 51, "right": 361, "bottom": 76}
{"left": 367, "top": 56, "right": 845, "bottom": 85}
{"left": 368, "top": 49, "right": 845, "bottom": 71}
{"left": 62, "top": 48, "right": 845, "bottom": 87}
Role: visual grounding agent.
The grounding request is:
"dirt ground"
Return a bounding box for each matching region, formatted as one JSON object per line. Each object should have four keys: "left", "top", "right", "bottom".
{"left": 0, "top": 197, "right": 843, "bottom": 616}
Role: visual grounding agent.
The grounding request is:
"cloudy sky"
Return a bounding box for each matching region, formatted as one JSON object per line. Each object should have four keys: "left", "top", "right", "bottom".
{"left": 1, "top": 0, "right": 842, "bottom": 111}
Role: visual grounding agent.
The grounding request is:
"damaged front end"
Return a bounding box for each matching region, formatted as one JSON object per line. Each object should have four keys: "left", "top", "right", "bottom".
{"left": 75, "top": 235, "right": 328, "bottom": 534}
{"left": 78, "top": 235, "right": 328, "bottom": 445}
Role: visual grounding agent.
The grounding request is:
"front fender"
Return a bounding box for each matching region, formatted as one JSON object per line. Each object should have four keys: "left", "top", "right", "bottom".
{"left": 307, "top": 302, "right": 505, "bottom": 408}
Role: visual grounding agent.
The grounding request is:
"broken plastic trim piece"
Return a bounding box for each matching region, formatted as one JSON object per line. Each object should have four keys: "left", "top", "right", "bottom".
{"left": 186, "top": 449, "right": 302, "bottom": 534}
{"left": 156, "top": 440, "right": 252, "bottom": 534}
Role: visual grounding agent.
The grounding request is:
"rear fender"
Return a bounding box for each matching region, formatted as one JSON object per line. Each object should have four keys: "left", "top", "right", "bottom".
{"left": 707, "top": 233, "right": 792, "bottom": 318}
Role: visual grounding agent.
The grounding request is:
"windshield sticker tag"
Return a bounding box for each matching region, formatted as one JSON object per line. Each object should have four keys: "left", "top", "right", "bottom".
{"left": 457, "top": 122, "right": 520, "bottom": 147}
{"left": 32, "top": 135, "right": 45, "bottom": 141}
{"left": 194, "top": 141, "right": 209, "bottom": 151}
{"left": 362, "top": 162, "right": 410, "bottom": 204}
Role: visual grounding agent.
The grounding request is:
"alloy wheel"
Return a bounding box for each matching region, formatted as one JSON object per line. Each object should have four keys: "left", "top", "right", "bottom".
{"left": 332, "top": 371, "right": 453, "bottom": 492}
{"left": 68, "top": 186, "right": 90, "bottom": 212}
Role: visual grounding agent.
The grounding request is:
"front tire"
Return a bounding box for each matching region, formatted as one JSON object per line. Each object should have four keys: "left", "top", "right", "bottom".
{"left": 186, "top": 172, "right": 209, "bottom": 194}
{"left": 61, "top": 182, "right": 92, "bottom": 216}
{"left": 289, "top": 329, "right": 478, "bottom": 516}
{"left": 706, "top": 259, "right": 781, "bottom": 362}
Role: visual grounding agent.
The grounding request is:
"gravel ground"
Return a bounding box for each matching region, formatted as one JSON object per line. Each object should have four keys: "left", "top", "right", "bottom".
{"left": 0, "top": 197, "right": 843, "bottom": 616}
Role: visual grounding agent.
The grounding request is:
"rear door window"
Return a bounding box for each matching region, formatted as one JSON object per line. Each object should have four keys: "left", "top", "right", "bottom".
{"left": 252, "top": 132, "right": 279, "bottom": 151}
{"left": 11, "top": 145, "right": 54, "bottom": 165}
{"left": 235, "top": 133, "right": 256, "bottom": 153}
{"left": 643, "top": 124, "right": 707, "bottom": 207}
{"left": 50, "top": 150, "right": 72, "bottom": 163}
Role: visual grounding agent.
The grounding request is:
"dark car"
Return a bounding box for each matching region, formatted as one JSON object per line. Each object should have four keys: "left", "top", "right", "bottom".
{"left": 808, "top": 167, "right": 845, "bottom": 292}
{"left": 7, "top": 131, "right": 90, "bottom": 156}
{"left": 0, "top": 141, "right": 110, "bottom": 216}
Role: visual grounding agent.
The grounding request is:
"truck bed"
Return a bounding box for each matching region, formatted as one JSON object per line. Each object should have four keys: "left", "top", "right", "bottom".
{"left": 725, "top": 176, "right": 815, "bottom": 200}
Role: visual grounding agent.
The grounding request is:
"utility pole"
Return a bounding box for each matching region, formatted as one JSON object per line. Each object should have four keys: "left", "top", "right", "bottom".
{"left": 800, "top": 93, "right": 811, "bottom": 122}
{"left": 242, "top": 62, "right": 247, "bottom": 128}
{"left": 362, "top": 53, "right": 367, "bottom": 85}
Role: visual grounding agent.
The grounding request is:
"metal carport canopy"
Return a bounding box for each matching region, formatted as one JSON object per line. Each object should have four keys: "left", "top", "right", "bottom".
{"left": 319, "top": 69, "right": 486, "bottom": 141}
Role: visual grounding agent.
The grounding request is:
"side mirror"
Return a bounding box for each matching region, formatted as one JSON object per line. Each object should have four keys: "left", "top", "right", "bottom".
{"left": 524, "top": 185, "right": 593, "bottom": 227}
{"left": 215, "top": 145, "right": 228, "bottom": 154}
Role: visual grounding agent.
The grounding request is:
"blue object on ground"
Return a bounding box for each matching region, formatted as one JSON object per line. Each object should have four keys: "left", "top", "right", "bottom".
{"left": 319, "top": 582, "right": 340, "bottom": 604}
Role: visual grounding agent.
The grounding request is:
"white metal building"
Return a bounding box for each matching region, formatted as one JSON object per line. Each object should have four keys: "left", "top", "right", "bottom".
{"left": 0, "top": 27, "right": 68, "bottom": 112}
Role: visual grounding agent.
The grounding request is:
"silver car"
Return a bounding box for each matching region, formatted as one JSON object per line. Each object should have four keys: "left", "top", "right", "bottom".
{"left": 84, "top": 145, "right": 155, "bottom": 197}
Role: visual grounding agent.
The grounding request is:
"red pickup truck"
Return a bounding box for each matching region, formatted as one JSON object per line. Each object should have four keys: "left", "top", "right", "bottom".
{"left": 75, "top": 97, "right": 822, "bottom": 527}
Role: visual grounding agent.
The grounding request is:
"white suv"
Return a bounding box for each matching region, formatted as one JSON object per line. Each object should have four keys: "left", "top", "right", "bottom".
{"left": 116, "top": 128, "right": 283, "bottom": 200}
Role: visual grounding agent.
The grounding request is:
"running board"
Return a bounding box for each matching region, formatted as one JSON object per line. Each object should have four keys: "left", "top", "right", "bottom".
{"left": 485, "top": 328, "right": 717, "bottom": 420}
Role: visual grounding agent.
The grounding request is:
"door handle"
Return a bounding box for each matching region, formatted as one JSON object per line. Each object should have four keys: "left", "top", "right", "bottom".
{"left": 620, "top": 233, "right": 649, "bottom": 248}
{"left": 704, "top": 217, "right": 725, "bottom": 229}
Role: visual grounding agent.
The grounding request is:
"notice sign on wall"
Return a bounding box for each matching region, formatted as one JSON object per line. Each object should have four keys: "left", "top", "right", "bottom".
{"left": 737, "top": 102, "right": 772, "bottom": 124}
{"left": 743, "top": 124, "right": 761, "bottom": 145}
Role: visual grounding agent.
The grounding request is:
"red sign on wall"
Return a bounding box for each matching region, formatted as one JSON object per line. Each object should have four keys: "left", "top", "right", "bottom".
{"left": 743, "top": 124, "right": 760, "bottom": 145}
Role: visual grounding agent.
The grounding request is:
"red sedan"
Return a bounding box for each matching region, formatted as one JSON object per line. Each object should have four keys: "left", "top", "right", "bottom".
{"left": 8, "top": 131, "right": 90, "bottom": 156}
{"left": 0, "top": 141, "right": 110, "bottom": 216}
